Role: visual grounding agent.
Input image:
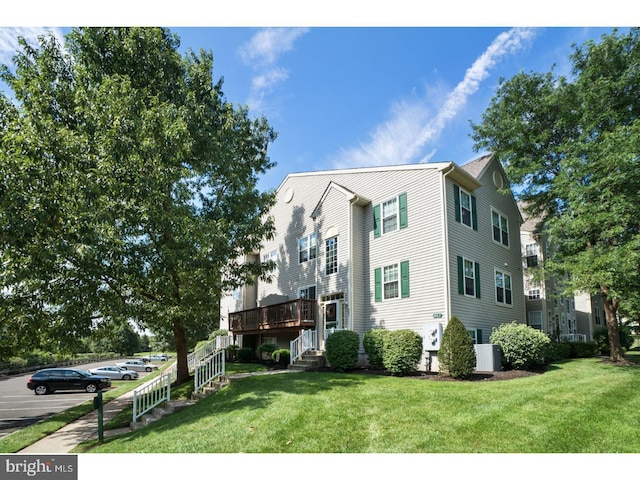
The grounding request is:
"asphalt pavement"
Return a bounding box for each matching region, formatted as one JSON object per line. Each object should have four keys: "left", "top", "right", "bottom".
{"left": 18, "top": 388, "right": 135, "bottom": 453}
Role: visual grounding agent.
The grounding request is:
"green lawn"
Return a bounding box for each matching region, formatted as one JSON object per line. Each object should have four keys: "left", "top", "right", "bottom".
{"left": 74, "top": 356, "right": 640, "bottom": 453}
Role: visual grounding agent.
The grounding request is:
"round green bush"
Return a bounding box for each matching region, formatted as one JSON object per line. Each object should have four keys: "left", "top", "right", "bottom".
{"left": 325, "top": 330, "right": 360, "bottom": 372}
{"left": 271, "top": 349, "right": 290, "bottom": 366}
{"left": 489, "top": 322, "right": 551, "bottom": 370}
{"left": 237, "top": 347, "right": 255, "bottom": 362}
{"left": 382, "top": 329, "right": 423, "bottom": 375}
{"left": 363, "top": 329, "right": 390, "bottom": 369}
{"left": 438, "top": 316, "right": 476, "bottom": 379}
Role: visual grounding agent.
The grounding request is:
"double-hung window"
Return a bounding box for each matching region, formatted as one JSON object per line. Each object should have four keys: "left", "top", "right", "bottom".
{"left": 373, "top": 193, "right": 408, "bottom": 237}
{"left": 262, "top": 249, "right": 278, "bottom": 273}
{"left": 325, "top": 236, "right": 338, "bottom": 275}
{"left": 457, "top": 256, "right": 480, "bottom": 298}
{"left": 528, "top": 289, "right": 541, "bottom": 300}
{"left": 374, "top": 261, "right": 410, "bottom": 301}
{"left": 495, "top": 269, "right": 513, "bottom": 306}
{"left": 525, "top": 243, "right": 539, "bottom": 267}
{"left": 491, "top": 208, "right": 509, "bottom": 246}
{"left": 382, "top": 197, "right": 398, "bottom": 234}
{"left": 528, "top": 311, "right": 543, "bottom": 330}
{"left": 298, "top": 233, "right": 317, "bottom": 263}
{"left": 299, "top": 285, "right": 316, "bottom": 299}
{"left": 454, "top": 185, "right": 477, "bottom": 230}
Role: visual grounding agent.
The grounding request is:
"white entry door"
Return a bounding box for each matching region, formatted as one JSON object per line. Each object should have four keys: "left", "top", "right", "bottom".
{"left": 324, "top": 300, "right": 343, "bottom": 338}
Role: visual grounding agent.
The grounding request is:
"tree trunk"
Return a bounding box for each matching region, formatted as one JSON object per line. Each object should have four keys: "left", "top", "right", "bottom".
{"left": 601, "top": 286, "right": 624, "bottom": 362}
{"left": 173, "top": 320, "right": 190, "bottom": 385}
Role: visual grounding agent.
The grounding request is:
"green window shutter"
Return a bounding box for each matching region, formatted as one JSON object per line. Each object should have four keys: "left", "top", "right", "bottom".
{"left": 399, "top": 192, "right": 408, "bottom": 229}
{"left": 476, "top": 329, "right": 483, "bottom": 344}
{"left": 471, "top": 195, "right": 478, "bottom": 231}
{"left": 454, "top": 185, "right": 461, "bottom": 223}
{"left": 457, "top": 256, "right": 464, "bottom": 295}
{"left": 475, "top": 262, "right": 481, "bottom": 298}
{"left": 400, "top": 260, "right": 410, "bottom": 298}
{"left": 374, "top": 267, "right": 382, "bottom": 302}
{"left": 373, "top": 204, "right": 381, "bottom": 238}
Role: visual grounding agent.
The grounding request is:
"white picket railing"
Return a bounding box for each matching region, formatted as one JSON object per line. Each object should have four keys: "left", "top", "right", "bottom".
{"left": 194, "top": 349, "right": 226, "bottom": 395}
{"left": 132, "top": 335, "right": 233, "bottom": 424}
{"left": 290, "top": 329, "right": 317, "bottom": 365}
{"left": 559, "top": 333, "right": 587, "bottom": 343}
{"left": 132, "top": 373, "right": 171, "bottom": 423}
{"left": 188, "top": 335, "right": 233, "bottom": 371}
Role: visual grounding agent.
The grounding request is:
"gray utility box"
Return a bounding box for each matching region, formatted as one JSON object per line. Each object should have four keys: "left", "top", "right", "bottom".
{"left": 474, "top": 344, "right": 502, "bottom": 372}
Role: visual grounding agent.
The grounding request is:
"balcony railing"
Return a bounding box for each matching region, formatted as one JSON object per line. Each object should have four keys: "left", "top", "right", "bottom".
{"left": 229, "top": 298, "right": 317, "bottom": 333}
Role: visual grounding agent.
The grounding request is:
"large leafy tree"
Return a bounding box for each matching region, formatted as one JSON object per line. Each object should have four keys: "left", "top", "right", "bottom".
{"left": 0, "top": 28, "right": 277, "bottom": 383}
{"left": 471, "top": 28, "right": 640, "bottom": 362}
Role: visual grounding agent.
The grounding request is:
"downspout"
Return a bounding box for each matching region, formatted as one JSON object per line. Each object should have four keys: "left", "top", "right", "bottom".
{"left": 441, "top": 165, "right": 454, "bottom": 323}
{"left": 347, "top": 196, "right": 355, "bottom": 333}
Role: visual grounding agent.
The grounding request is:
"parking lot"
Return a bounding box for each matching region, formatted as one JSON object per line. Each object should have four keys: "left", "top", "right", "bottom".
{"left": 0, "top": 359, "right": 158, "bottom": 439}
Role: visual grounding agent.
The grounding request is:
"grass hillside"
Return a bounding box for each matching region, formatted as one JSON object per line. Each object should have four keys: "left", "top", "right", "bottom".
{"left": 75, "top": 356, "right": 640, "bottom": 453}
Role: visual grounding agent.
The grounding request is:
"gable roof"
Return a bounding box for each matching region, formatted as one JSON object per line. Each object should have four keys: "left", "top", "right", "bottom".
{"left": 310, "top": 181, "right": 370, "bottom": 219}
{"left": 277, "top": 161, "right": 482, "bottom": 193}
{"left": 460, "top": 153, "right": 493, "bottom": 179}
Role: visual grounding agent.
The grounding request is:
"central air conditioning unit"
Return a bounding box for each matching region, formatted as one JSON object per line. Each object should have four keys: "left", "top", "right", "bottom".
{"left": 474, "top": 344, "right": 502, "bottom": 372}
{"left": 423, "top": 322, "right": 443, "bottom": 351}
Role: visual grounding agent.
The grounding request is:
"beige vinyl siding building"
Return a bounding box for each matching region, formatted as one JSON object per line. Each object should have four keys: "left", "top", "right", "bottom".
{"left": 221, "top": 154, "right": 527, "bottom": 371}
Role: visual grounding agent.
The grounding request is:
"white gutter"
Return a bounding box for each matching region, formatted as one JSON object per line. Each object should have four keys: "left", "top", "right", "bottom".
{"left": 441, "top": 165, "right": 454, "bottom": 322}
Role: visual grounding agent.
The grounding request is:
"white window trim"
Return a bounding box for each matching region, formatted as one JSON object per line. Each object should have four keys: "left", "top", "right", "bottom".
{"left": 528, "top": 310, "right": 543, "bottom": 330}
{"left": 494, "top": 268, "right": 513, "bottom": 307}
{"left": 383, "top": 263, "right": 400, "bottom": 300}
{"left": 459, "top": 188, "right": 474, "bottom": 229}
{"left": 463, "top": 257, "right": 476, "bottom": 298}
{"left": 381, "top": 196, "right": 399, "bottom": 235}
{"left": 298, "top": 285, "right": 317, "bottom": 299}
{"left": 491, "top": 207, "right": 510, "bottom": 248}
{"left": 325, "top": 236, "right": 338, "bottom": 275}
{"left": 298, "top": 233, "right": 317, "bottom": 264}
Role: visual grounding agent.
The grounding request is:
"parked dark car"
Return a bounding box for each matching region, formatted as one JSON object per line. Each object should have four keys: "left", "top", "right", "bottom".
{"left": 27, "top": 368, "right": 112, "bottom": 395}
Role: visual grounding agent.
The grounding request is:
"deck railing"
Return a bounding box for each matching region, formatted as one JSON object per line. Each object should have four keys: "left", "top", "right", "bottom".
{"left": 559, "top": 333, "right": 587, "bottom": 343}
{"left": 230, "top": 299, "right": 316, "bottom": 333}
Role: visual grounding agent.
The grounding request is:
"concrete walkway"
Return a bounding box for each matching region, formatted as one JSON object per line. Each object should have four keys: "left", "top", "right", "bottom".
{"left": 17, "top": 369, "right": 295, "bottom": 453}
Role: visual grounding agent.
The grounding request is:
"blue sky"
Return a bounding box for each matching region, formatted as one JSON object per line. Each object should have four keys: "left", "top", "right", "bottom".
{"left": 0, "top": 11, "right": 631, "bottom": 193}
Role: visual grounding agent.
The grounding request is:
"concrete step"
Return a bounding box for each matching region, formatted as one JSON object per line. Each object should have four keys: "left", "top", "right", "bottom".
{"left": 288, "top": 351, "right": 326, "bottom": 371}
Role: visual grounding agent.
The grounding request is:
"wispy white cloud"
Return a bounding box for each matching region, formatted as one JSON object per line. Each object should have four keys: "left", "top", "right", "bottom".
{"left": 332, "top": 27, "right": 537, "bottom": 169}
{"left": 239, "top": 28, "right": 309, "bottom": 113}
{"left": 0, "top": 27, "right": 65, "bottom": 66}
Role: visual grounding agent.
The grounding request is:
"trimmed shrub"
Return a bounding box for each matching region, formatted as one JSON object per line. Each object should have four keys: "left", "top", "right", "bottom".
{"left": 271, "top": 349, "right": 290, "bottom": 366}
{"left": 593, "top": 325, "right": 635, "bottom": 355}
{"left": 237, "top": 347, "right": 255, "bottom": 362}
{"left": 438, "top": 316, "right": 476, "bottom": 379}
{"left": 545, "top": 342, "right": 571, "bottom": 362}
{"left": 224, "top": 344, "right": 239, "bottom": 361}
{"left": 325, "top": 330, "right": 360, "bottom": 372}
{"left": 208, "top": 329, "right": 228, "bottom": 340}
{"left": 489, "top": 322, "right": 551, "bottom": 370}
{"left": 257, "top": 343, "right": 277, "bottom": 360}
{"left": 363, "top": 329, "right": 390, "bottom": 369}
{"left": 569, "top": 341, "right": 598, "bottom": 358}
{"left": 382, "top": 329, "right": 423, "bottom": 376}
